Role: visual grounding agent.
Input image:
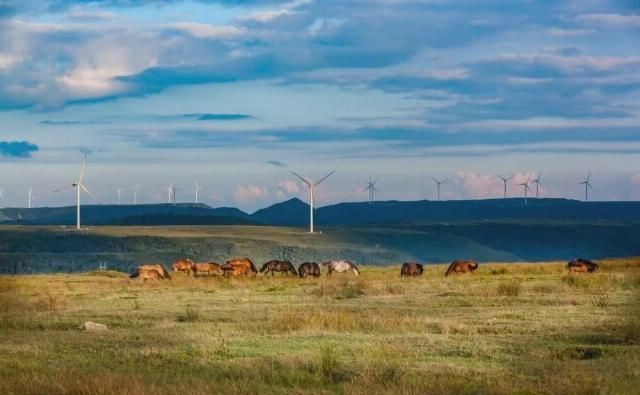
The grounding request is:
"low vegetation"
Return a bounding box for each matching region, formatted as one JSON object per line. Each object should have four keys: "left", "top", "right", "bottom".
{"left": 0, "top": 258, "right": 639, "bottom": 394}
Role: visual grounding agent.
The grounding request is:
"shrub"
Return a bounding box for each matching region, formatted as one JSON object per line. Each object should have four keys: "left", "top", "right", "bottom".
{"left": 177, "top": 304, "right": 200, "bottom": 322}
{"left": 497, "top": 281, "right": 521, "bottom": 296}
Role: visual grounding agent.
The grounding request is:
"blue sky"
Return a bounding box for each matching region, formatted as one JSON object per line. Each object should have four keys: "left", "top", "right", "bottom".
{"left": 0, "top": 0, "right": 639, "bottom": 210}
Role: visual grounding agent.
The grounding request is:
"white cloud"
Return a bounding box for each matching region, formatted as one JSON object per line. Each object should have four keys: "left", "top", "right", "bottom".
{"left": 234, "top": 185, "right": 269, "bottom": 203}
{"left": 277, "top": 180, "right": 300, "bottom": 194}
{"left": 170, "top": 23, "right": 245, "bottom": 39}
{"left": 577, "top": 13, "right": 640, "bottom": 29}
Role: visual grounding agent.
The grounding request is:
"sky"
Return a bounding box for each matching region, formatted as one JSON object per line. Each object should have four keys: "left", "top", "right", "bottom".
{"left": 0, "top": 0, "right": 639, "bottom": 211}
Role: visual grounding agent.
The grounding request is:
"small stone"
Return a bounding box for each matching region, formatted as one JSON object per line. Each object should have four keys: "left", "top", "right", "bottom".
{"left": 79, "top": 321, "right": 108, "bottom": 332}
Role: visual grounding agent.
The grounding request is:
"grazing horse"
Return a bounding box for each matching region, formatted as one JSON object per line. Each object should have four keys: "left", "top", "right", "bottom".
{"left": 259, "top": 260, "right": 297, "bottom": 276}
{"left": 401, "top": 262, "right": 424, "bottom": 277}
{"left": 130, "top": 265, "right": 170, "bottom": 281}
{"left": 192, "top": 262, "right": 223, "bottom": 276}
{"left": 172, "top": 259, "right": 195, "bottom": 274}
{"left": 133, "top": 264, "right": 171, "bottom": 279}
{"left": 298, "top": 262, "right": 321, "bottom": 278}
{"left": 568, "top": 258, "right": 599, "bottom": 273}
{"left": 445, "top": 260, "right": 478, "bottom": 276}
{"left": 222, "top": 258, "right": 258, "bottom": 277}
{"left": 322, "top": 260, "right": 360, "bottom": 276}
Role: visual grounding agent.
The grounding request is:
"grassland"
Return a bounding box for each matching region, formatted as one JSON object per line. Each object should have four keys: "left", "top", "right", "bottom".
{"left": 1, "top": 259, "right": 639, "bottom": 394}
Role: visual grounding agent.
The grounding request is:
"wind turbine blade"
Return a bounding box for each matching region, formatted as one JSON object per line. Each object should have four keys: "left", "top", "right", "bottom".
{"left": 80, "top": 183, "right": 102, "bottom": 204}
{"left": 290, "top": 171, "right": 311, "bottom": 186}
{"left": 432, "top": 177, "right": 438, "bottom": 183}
{"left": 372, "top": 178, "right": 378, "bottom": 185}
{"left": 53, "top": 185, "right": 74, "bottom": 193}
{"left": 314, "top": 170, "right": 335, "bottom": 187}
{"left": 588, "top": 183, "right": 595, "bottom": 192}
{"left": 507, "top": 175, "right": 515, "bottom": 181}
{"left": 78, "top": 154, "right": 87, "bottom": 182}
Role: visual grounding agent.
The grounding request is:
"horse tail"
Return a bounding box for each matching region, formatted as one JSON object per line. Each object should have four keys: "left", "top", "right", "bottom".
{"left": 259, "top": 262, "right": 269, "bottom": 273}
{"left": 129, "top": 270, "right": 139, "bottom": 279}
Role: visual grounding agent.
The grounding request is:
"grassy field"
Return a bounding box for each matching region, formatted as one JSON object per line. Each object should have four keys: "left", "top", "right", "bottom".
{"left": 1, "top": 259, "right": 639, "bottom": 394}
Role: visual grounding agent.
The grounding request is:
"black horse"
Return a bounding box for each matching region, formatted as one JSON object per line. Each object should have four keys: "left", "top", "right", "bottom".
{"left": 298, "top": 262, "right": 321, "bottom": 278}
{"left": 259, "top": 260, "right": 297, "bottom": 276}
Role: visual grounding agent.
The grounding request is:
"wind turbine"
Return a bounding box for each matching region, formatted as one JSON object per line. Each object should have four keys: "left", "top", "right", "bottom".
{"left": 498, "top": 174, "right": 514, "bottom": 199}
{"left": 432, "top": 178, "right": 448, "bottom": 201}
{"left": 532, "top": 172, "right": 543, "bottom": 198}
{"left": 0, "top": 188, "right": 4, "bottom": 208}
{"left": 28, "top": 187, "right": 34, "bottom": 209}
{"left": 131, "top": 185, "right": 140, "bottom": 205}
{"left": 363, "top": 177, "right": 378, "bottom": 205}
{"left": 164, "top": 184, "right": 175, "bottom": 204}
{"left": 53, "top": 154, "right": 101, "bottom": 230}
{"left": 117, "top": 188, "right": 123, "bottom": 205}
{"left": 290, "top": 170, "right": 335, "bottom": 233}
{"left": 518, "top": 176, "right": 532, "bottom": 205}
{"left": 579, "top": 171, "right": 594, "bottom": 201}
{"left": 194, "top": 181, "right": 203, "bottom": 204}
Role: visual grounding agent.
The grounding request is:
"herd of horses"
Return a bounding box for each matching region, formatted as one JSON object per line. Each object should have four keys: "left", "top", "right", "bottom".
{"left": 129, "top": 257, "right": 599, "bottom": 281}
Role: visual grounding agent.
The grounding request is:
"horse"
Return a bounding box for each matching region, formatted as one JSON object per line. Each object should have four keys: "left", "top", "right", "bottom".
{"left": 130, "top": 265, "right": 170, "bottom": 281}
{"left": 568, "top": 258, "right": 599, "bottom": 273}
{"left": 171, "top": 259, "right": 195, "bottom": 274}
{"left": 298, "top": 262, "right": 321, "bottom": 278}
{"left": 192, "top": 262, "right": 223, "bottom": 276}
{"left": 322, "top": 260, "right": 360, "bottom": 276}
{"left": 222, "top": 258, "right": 258, "bottom": 277}
{"left": 445, "top": 260, "right": 478, "bottom": 276}
{"left": 259, "top": 260, "right": 297, "bottom": 276}
{"left": 401, "top": 262, "right": 424, "bottom": 277}
{"left": 132, "top": 264, "right": 171, "bottom": 279}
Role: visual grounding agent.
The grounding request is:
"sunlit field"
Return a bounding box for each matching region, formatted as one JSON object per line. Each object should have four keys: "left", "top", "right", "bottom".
{"left": 1, "top": 259, "right": 639, "bottom": 394}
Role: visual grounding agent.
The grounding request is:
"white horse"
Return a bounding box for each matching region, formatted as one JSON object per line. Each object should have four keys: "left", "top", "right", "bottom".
{"left": 322, "top": 260, "right": 360, "bottom": 276}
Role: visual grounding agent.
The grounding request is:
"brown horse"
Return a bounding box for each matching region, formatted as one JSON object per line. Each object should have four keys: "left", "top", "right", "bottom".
{"left": 401, "top": 262, "right": 424, "bottom": 277}
{"left": 445, "top": 260, "right": 478, "bottom": 276}
{"left": 298, "top": 262, "right": 321, "bottom": 278}
{"left": 130, "top": 264, "right": 171, "bottom": 281}
{"left": 259, "top": 260, "right": 297, "bottom": 276}
{"left": 568, "top": 258, "right": 599, "bottom": 273}
{"left": 222, "top": 258, "right": 258, "bottom": 277}
{"left": 192, "top": 262, "right": 223, "bottom": 276}
{"left": 171, "top": 259, "right": 195, "bottom": 274}
{"left": 133, "top": 264, "right": 171, "bottom": 279}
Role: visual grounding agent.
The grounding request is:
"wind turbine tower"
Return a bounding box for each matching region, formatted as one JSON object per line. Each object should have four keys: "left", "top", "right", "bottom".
{"left": 533, "top": 172, "right": 543, "bottom": 198}
{"left": 579, "top": 172, "right": 594, "bottom": 201}
{"left": 117, "top": 188, "right": 123, "bottom": 205}
{"left": 290, "top": 170, "right": 335, "bottom": 233}
{"left": 498, "top": 174, "right": 514, "bottom": 199}
{"left": 131, "top": 185, "right": 140, "bottom": 205}
{"left": 0, "top": 188, "right": 4, "bottom": 208}
{"left": 28, "top": 187, "right": 34, "bottom": 209}
{"left": 53, "top": 155, "right": 101, "bottom": 230}
{"left": 165, "top": 184, "right": 175, "bottom": 204}
{"left": 194, "top": 181, "right": 202, "bottom": 204}
{"left": 518, "top": 176, "right": 532, "bottom": 205}
{"left": 363, "top": 177, "right": 378, "bottom": 204}
{"left": 432, "top": 178, "right": 448, "bottom": 201}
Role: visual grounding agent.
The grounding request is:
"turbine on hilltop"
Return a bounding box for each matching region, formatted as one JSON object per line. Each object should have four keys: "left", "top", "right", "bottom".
{"left": 518, "top": 176, "right": 532, "bottom": 205}
{"left": 498, "top": 174, "right": 514, "bottom": 199}
{"left": 579, "top": 172, "right": 594, "bottom": 201}
{"left": 432, "top": 178, "right": 448, "bottom": 201}
{"left": 53, "top": 155, "right": 101, "bottom": 230}
{"left": 290, "top": 170, "right": 335, "bottom": 233}
{"left": 363, "top": 177, "right": 378, "bottom": 205}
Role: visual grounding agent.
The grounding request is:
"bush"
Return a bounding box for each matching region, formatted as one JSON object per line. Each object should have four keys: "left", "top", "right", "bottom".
{"left": 497, "top": 281, "right": 520, "bottom": 296}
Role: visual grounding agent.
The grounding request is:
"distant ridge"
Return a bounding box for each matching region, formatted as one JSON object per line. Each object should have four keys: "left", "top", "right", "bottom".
{"left": 2, "top": 198, "right": 640, "bottom": 226}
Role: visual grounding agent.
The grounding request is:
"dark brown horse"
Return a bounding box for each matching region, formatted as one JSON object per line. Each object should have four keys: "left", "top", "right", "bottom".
{"left": 401, "top": 262, "right": 424, "bottom": 277}
{"left": 192, "top": 262, "right": 223, "bottom": 276}
{"left": 568, "top": 258, "right": 599, "bottom": 273}
{"left": 259, "top": 260, "right": 297, "bottom": 276}
{"left": 222, "top": 258, "right": 258, "bottom": 277}
{"left": 445, "top": 260, "right": 478, "bottom": 276}
{"left": 171, "top": 259, "right": 195, "bottom": 274}
{"left": 298, "top": 262, "right": 321, "bottom": 278}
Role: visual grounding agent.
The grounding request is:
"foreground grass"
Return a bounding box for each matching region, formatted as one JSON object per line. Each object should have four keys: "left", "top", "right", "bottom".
{"left": 1, "top": 259, "right": 639, "bottom": 394}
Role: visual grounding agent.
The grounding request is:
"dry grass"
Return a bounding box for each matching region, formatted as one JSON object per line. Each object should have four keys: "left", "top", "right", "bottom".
{"left": 0, "top": 259, "right": 639, "bottom": 394}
